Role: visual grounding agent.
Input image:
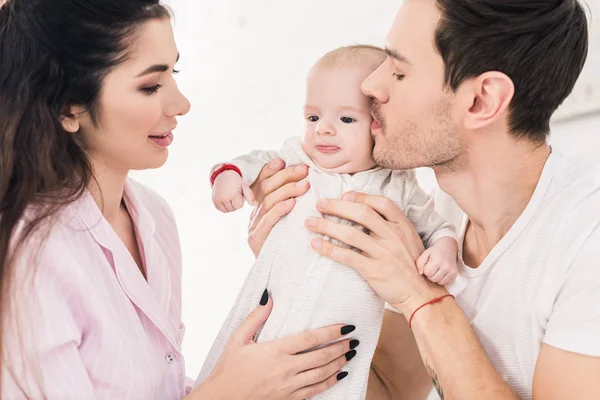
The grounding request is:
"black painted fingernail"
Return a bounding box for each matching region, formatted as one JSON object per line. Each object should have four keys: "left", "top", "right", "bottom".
{"left": 259, "top": 289, "right": 268, "bottom": 306}
{"left": 337, "top": 371, "right": 349, "bottom": 381}
{"left": 341, "top": 325, "right": 356, "bottom": 335}
{"left": 349, "top": 340, "right": 360, "bottom": 350}
{"left": 345, "top": 350, "right": 357, "bottom": 361}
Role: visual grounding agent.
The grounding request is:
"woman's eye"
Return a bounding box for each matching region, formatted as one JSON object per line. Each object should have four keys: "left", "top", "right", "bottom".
{"left": 392, "top": 72, "right": 405, "bottom": 81}
{"left": 173, "top": 69, "right": 180, "bottom": 74}
{"left": 341, "top": 117, "right": 355, "bottom": 124}
{"left": 141, "top": 84, "right": 162, "bottom": 95}
{"left": 308, "top": 115, "right": 319, "bottom": 122}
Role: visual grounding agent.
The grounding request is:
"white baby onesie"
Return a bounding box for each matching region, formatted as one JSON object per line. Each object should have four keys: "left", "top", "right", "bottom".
{"left": 196, "top": 137, "right": 465, "bottom": 399}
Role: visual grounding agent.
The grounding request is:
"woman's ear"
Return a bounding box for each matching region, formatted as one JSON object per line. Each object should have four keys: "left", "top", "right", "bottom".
{"left": 60, "top": 105, "right": 87, "bottom": 133}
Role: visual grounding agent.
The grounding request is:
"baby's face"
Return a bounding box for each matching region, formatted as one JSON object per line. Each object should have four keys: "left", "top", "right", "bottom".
{"left": 302, "top": 65, "right": 377, "bottom": 174}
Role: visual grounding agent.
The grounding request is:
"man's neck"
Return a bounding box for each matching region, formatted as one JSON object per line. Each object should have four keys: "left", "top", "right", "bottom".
{"left": 435, "top": 137, "right": 551, "bottom": 266}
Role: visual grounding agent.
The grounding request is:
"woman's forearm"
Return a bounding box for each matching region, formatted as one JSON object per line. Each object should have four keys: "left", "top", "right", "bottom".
{"left": 408, "top": 298, "right": 518, "bottom": 399}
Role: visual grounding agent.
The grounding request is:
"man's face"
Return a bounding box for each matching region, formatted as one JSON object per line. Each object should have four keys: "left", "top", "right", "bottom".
{"left": 362, "top": 0, "right": 463, "bottom": 170}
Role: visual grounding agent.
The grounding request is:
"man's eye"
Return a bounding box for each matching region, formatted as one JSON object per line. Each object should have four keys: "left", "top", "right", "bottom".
{"left": 341, "top": 117, "right": 355, "bottom": 124}
{"left": 392, "top": 72, "right": 405, "bottom": 81}
{"left": 308, "top": 116, "right": 319, "bottom": 122}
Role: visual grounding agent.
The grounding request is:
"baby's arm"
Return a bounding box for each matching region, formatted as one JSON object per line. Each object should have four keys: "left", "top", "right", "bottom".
{"left": 210, "top": 149, "right": 281, "bottom": 213}
{"left": 388, "top": 170, "right": 459, "bottom": 285}
{"left": 210, "top": 137, "right": 307, "bottom": 213}
{"left": 416, "top": 236, "right": 459, "bottom": 286}
{"left": 212, "top": 169, "right": 254, "bottom": 212}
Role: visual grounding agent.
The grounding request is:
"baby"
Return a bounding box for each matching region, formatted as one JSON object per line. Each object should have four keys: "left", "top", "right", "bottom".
{"left": 197, "top": 45, "right": 464, "bottom": 399}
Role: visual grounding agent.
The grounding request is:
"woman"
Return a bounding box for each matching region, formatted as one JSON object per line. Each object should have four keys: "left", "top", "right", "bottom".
{"left": 0, "top": 0, "right": 357, "bottom": 398}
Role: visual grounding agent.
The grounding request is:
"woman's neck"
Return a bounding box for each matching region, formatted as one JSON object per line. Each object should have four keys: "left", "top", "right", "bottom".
{"left": 87, "top": 157, "right": 129, "bottom": 224}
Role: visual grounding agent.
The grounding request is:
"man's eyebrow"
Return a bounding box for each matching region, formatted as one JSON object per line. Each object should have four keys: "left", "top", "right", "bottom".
{"left": 136, "top": 53, "right": 180, "bottom": 77}
{"left": 385, "top": 47, "right": 412, "bottom": 65}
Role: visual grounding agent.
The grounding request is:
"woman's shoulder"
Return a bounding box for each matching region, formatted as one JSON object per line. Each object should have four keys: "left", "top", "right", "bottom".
{"left": 126, "top": 178, "right": 173, "bottom": 212}
{"left": 125, "top": 178, "right": 181, "bottom": 251}
{"left": 126, "top": 178, "right": 178, "bottom": 225}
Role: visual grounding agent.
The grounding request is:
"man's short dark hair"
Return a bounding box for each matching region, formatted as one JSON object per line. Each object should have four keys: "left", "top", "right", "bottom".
{"left": 435, "top": 0, "right": 589, "bottom": 142}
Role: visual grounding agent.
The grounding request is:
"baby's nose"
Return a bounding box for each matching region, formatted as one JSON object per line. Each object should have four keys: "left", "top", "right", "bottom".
{"left": 316, "top": 120, "right": 336, "bottom": 135}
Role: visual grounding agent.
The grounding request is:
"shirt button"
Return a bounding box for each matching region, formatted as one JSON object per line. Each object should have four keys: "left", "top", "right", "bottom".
{"left": 165, "top": 353, "right": 175, "bottom": 363}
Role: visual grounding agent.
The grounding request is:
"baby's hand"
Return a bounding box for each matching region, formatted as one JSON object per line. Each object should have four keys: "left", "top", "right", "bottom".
{"left": 212, "top": 170, "right": 256, "bottom": 213}
{"left": 416, "top": 236, "right": 459, "bottom": 286}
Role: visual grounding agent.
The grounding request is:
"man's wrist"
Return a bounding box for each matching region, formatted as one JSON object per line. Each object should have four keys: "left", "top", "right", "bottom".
{"left": 407, "top": 289, "right": 457, "bottom": 331}
{"left": 392, "top": 281, "right": 449, "bottom": 319}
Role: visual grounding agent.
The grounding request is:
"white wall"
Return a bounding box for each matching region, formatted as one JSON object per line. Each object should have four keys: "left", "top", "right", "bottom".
{"left": 130, "top": 1, "right": 599, "bottom": 377}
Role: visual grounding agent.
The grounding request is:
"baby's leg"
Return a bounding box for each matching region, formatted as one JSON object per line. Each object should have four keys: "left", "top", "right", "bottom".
{"left": 264, "top": 255, "right": 385, "bottom": 400}
{"left": 253, "top": 187, "right": 324, "bottom": 343}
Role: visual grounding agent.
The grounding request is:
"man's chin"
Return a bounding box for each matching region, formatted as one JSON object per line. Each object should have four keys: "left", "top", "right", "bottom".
{"left": 373, "top": 150, "right": 415, "bottom": 171}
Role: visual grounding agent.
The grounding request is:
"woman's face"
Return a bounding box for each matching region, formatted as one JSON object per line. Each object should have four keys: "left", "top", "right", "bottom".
{"left": 68, "top": 18, "right": 190, "bottom": 173}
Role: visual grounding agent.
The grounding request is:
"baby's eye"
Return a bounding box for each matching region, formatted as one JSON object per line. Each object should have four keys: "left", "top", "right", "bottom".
{"left": 307, "top": 115, "right": 319, "bottom": 122}
{"left": 341, "top": 117, "right": 355, "bottom": 124}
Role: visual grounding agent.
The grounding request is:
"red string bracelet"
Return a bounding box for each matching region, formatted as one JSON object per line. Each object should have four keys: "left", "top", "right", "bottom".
{"left": 210, "top": 164, "right": 242, "bottom": 186}
{"left": 408, "top": 294, "right": 454, "bottom": 329}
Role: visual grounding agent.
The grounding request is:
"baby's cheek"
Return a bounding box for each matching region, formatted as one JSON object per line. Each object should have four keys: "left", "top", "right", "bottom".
{"left": 301, "top": 134, "right": 316, "bottom": 155}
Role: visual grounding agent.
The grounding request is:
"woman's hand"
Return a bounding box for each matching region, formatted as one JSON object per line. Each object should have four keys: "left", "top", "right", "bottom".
{"left": 247, "top": 159, "right": 310, "bottom": 257}
{"left": 305, "top": 192, "right": 447, "bottom": 316}
{"left": 193, "top": 293, "right": 358, "bottom": 400}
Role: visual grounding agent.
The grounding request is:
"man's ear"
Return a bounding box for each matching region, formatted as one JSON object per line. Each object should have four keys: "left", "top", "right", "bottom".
{"left": 464, "top": 71, "right": 514, "bottom": 130}
{"left": 60, "top": 105, "right": 87, "bottom": 133}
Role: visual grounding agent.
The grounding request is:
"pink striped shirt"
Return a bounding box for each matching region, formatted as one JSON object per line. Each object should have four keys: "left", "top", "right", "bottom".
{"left": 3, "top": 179, "right": 191, "bottom": 399}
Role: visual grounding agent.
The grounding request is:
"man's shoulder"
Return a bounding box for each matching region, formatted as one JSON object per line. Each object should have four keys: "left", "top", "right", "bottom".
{"left": 549, "top": 151, "right": 600, "bottom": 192}
{"left": 434, "top": 153, "right": 600, "bottom": 229}
{"left": 546, "top": 153, "right": 600, "bottom": 229}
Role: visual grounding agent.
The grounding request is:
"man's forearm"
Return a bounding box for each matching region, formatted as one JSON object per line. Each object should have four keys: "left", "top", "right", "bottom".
{"left": 409, "top": 298, "right": 518, "bottom": 399}
{"left": 367, "top": 310, "right": 433, "bottom": 400}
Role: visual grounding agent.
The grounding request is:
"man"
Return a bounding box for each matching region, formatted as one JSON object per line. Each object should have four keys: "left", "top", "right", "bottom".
{"left": 249, "top": 0, "right": 599, "bottom": 398}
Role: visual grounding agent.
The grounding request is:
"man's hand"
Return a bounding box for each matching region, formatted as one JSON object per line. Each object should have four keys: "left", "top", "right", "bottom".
{"left": 247, "top": 159, "right": 310, "bottom": 257}
{"left": 305, "top": 191, "right": 446, "bottom": 315}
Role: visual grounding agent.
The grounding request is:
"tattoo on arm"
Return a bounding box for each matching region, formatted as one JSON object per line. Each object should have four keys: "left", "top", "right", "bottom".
{"left": 424, "top": 360, "right": 444, "bottom": 399}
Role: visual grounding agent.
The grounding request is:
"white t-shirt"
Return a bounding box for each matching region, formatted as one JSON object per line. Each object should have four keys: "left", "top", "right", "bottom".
{"left": 394, "top": 150, "right": 600, "bottom": 400}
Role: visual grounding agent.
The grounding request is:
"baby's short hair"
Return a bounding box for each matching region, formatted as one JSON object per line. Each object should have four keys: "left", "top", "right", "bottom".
{"left": 315, "top": 44, "right": 387, "bottom": 71}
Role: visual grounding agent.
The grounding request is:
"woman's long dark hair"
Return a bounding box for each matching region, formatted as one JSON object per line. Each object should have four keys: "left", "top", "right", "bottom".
{"left": 0, "top": 0, "right": 170, "bottom": 394}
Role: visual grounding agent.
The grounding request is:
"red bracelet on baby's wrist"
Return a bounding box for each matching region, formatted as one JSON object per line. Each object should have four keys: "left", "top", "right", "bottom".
{"left": 408, "top": 294, "right": 454, "bottom": 329}
{"left": 210, "top": 164, "right": 242, "bottom": 186}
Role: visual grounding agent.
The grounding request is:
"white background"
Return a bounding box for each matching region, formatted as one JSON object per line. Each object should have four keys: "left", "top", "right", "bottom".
{"left": 130, "top": 1, "right": 600, "bottom": 377}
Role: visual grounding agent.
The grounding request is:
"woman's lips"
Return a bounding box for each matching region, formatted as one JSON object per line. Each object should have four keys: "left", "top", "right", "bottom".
{"left": 149, "top": 131, "right": 173, "bottom": 148}
{"left": 316, "top": 145, "right": 340, "bottom": 154}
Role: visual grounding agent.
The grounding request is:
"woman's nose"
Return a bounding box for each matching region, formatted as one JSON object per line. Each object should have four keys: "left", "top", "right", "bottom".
{"left": 165, "top": 85, "right": 191, "bottom": 117}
